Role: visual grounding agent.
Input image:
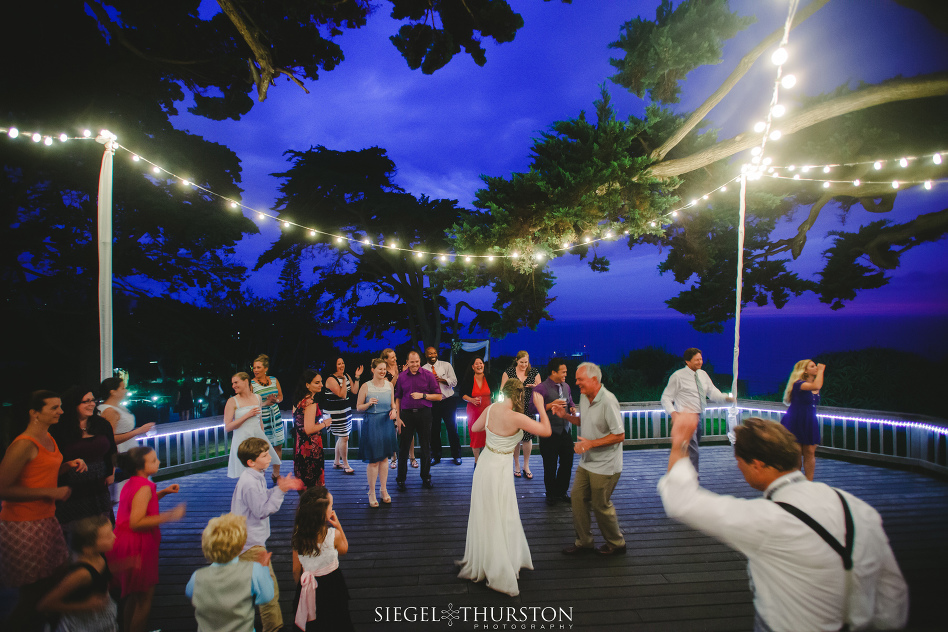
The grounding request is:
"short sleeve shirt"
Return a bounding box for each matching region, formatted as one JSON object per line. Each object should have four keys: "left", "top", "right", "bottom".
{"left": 578, "top": 385, "right": 624, "bottom": 475}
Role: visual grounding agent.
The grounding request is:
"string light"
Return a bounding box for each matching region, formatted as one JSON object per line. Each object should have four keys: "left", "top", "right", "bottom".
{"left": 899, "top": 158, "right": 908, "bottom": 168}
{"left": 935, "top": 154, "right": 943, "bottom": 165}
{"left": 781, "top": 74, "right": 796, "bottom": 89}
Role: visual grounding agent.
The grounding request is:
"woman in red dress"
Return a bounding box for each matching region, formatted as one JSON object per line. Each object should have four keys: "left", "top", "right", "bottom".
{"left": 460, "top": 358, "right": 495, "bottom": 463}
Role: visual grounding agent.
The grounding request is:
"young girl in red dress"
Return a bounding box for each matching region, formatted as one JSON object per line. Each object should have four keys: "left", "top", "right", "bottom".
{"left": 108, "top": 447, "right": 186, "bottom": 632}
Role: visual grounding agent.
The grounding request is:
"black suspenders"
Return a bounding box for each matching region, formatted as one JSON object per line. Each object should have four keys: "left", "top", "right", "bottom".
{"left": 774, "top": 490, "right": 855, "bottom": 570}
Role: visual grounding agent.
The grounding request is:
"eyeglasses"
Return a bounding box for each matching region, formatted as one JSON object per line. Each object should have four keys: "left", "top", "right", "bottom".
{"left": 80, "top": 398, "right": 96, "bottom": 404}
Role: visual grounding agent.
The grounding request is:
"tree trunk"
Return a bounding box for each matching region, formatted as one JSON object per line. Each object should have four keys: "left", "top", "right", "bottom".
{"left": 650, "top": 73, "right": 948, "bottom": 178}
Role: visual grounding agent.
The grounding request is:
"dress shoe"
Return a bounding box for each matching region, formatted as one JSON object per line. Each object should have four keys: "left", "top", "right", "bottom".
{"left": 396, "top": 481, "right": 406, "bottom": 492}
{"left": 430, "top": 458, "right": 441, "bottom": 466}
{"left": 561, "top": 544, "right": 595, "bottom": 555}
{"left": 453, "top": 458, "right": 462, "bottom": 466}
{"left": 559, "top": 494, "right": 571, "bottom": 503}
{"left": 422, "top": 479, "right": 434, "bottom": 490}
{"left": 597, "top": 543, "right": 627, "bottom": 556}
{"left": 545, "top": 496, "right": 558, "bottom": 506}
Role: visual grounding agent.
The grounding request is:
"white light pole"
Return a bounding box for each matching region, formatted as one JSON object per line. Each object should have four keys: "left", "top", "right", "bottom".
{"left": 96, "top": 130, "right": 117, "bottom": 381}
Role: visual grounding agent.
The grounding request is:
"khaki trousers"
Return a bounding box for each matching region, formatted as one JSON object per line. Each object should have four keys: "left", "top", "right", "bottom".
{"left": 239, "top": 545, "right": 282, "bottom": 632}
{"left": 570, "top": 466, "right": 625, "bottom": 548}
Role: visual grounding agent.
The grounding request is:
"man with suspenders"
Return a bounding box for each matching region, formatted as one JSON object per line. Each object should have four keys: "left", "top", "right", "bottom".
{"left": 658, "top": 417, "right": 908, "bottom": 631}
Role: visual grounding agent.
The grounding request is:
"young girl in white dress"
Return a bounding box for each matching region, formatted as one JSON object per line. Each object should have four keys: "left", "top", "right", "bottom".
{"left": 456, "top": 380, "right": 552, "bottom": 596}
{"left": 292, "top": 487, "right": 353, "bottom": 631}
{"left": 225, "top": 372, "right": 282, "bottom": 479}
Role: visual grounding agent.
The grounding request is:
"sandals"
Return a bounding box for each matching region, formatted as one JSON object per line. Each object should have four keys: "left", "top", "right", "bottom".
{"left": 333, "top": 463, "right": 343, "bottom": 469}
{"left": 514, "top": 470, "right": 522, "bottom": 478}
{"left": 381, "top": 492, "right": 392, "bottom": 504}
{"left": 410, "top": 458, "right": 419, "bottom": 468}
{"left": 343, "top": 466, "right": 355, "bottom": 475}
{"left": 524, "top": 470, "right": 534, "bottom": 480}
{"left": 390, "top": 458, "right": 398, "bottom": 469}
{"left": 368, "top": 494, "right": 379, "bottom": 508}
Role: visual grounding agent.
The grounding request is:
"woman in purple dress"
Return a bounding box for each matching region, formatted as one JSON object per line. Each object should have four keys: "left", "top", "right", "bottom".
{"left": 781, "top": 359, "right": 826, "bottom": 481}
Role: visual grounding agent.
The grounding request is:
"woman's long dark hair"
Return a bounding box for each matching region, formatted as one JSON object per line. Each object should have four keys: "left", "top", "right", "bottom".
{"left": 292, "top": 486, "right": 332, "bottom": 556}
{"left": 293, "top": 369, "right": 321, "bottom": 407}
{"left": 51, "top": 386, "right": 116, "bottom": 452}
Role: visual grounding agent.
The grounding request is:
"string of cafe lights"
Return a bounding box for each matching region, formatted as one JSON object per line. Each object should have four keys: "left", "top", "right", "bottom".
{"left": 3, "top": 124, "right": 944, "bottom": 261}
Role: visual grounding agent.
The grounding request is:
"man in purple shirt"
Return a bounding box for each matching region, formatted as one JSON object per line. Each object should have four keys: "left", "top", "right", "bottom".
{"left": 393, "top": 350, "right": 442, "bottom": 490}
{"left": 534, "top": 358, "right": 579, "bottom": 506}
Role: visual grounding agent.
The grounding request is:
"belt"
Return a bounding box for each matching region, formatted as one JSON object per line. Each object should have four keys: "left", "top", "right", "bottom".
{"left": 487, "top": 445, "right": 513, "bottom": 455}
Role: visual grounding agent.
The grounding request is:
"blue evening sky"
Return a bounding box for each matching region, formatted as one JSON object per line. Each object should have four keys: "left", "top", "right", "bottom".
{"left": 172, "top": 0, "right": 948, "bottom": 347}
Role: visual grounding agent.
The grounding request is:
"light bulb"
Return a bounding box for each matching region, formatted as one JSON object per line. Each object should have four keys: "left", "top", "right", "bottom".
{"left": 43, "top": 136, "right": 53, "bottom": 146}
{"left": 702, "top": 195, "right": 709, "bottom": 200}
{"left": 769, "top": 130, "right": 782, "bottom": 141}
{"left": 230, "top": 201, "right": 237, "bottom": 208}
{"left": 32, "top": 133, "right": 41, "bottom": 142}
{"left": 59, "top": 133, "right": 68, "bottom": 142}
{"left": 415, "top": 251, "right": 423, "bottom": 258}
{"left": 335, "top": 236, "right": 343, "bottom": 243}
{"left": 563, "top": 243, "right": 570, "bottom": 249}
{"left": 152, "top": 166, "right": 160, "bottom": 174}
{"left": 465, "top": 256, "right": 471, "bottom": 263}
{"left": 823, "top": 166, "right": 831, "bottom": 174}
{"left": 182, "top": 180, "right": 190, "bottom": 186}
{"left": 768, "top": 167, "right": 775, "bottom": 173}
{"left": 389, "top": 242, "right": 396, "bottom": 248}
{"left": 771, "top": 47, "right": 788, "bottom": 65}
{"left": 7, "top": 127, "right": 18, "bottom": 138}
{"left": 650, "top": 221, "right": 656, "bottom": 227}
{"left": 440, "top": 255, "right": 447, "bottom": 262}
{"left": 771, "top": 104, "right": 786, "bottom": 118}
{"left": 132, "top": 155, "right": 140, "bottom": 162}
{"left": 721, "top": 186, "right": 727, "bottom": 192}
{"left": 671, "top": 211, "right": 678, "bottom": 217}
{"left": 363, "top": 239, "right": 370, "bottom": 245}
{"left": 583, "top": 236, "right": 590, "bottom": 243}
{"left": 802, "top": 166, "right": 810, "bottom": 173}
{"left": 899, "top": 158, "right": 908, "bottom": 168}
{"left": 823, "top": 181, "right": 830, "bottom": 188}
{"left": 788, "top": 165, "right": 796, "bottom": 171}
{"left": 488, "top": 256, "right": 494, "bottom": 262}
{"left": 751, "top": 146, "right": 762, "bottom": 156}
{"left": 781, "top": 74, "right": 796, "bottom": 89}
{"left": 753, "top": 121, "right": 766, "bottom": 133}
{"left": 793, "top": 174, "right": 801, "bottom": 180}
{"left": 853, "top": 179, "right": 860, "bottom": 186}
{"left": 762, "top": 157, "right": 772, "bottom": 166}
{"left": 924, "top": 180, "right": 932, "bottom": 190}
{"left": 605, "top": 231, "right": 613, "bottom": 238}
{"left": 307, "top": 230, "right": 314, "bottom": 237}
{"left": 934, "top": 153, "right": 943, "bottom": 165}
{"left": 752, "top": 156, "right": 761, "bottom": 164}
{"left": 691, "top": 199, "right": 698, "bottom": 206}
{"left": 891, "top": 180, "right": 899, "bottom": 189}
{"left": 83, "top": 129, "right": 92, "bottom": 137}
{"left": 873, "top": 161, "right": 882, "bottom": 170}
{"left": 282, "top": 221, "right": 290, "bottom": 228}
{"left": 258, "top": 213, "right": 265, "bottom": 220}
{"left": 511, "top": 252, "right": 519, "bottom": 258}
{"left": 624, "top": 229, "right": 630, "bottom": 234}
{"left": 535, "top": 253, "right": 544, "bottom": 261}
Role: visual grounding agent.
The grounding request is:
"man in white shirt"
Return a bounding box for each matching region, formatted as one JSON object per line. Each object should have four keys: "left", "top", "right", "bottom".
{"left": 658, "top": 417, "right": 908, "bottom": 632}
{"left": 423, "top": 346, "right": 462, "bottom": 465}
{"left": 661, "top": 347, "right": 731, "bottom": 472}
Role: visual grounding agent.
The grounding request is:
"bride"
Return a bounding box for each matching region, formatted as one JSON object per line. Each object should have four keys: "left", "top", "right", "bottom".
{"left": 456, "top": 379, "right": 552, "bottom": 596}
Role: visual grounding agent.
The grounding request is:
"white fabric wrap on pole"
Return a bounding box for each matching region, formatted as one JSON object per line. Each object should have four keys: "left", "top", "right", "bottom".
{"left": 727, "top": 173, "right": 748, "bottom": 444}
{"left": 459, "top": 340, "right": 490, "bottom": 362}
{"left": 96, "top": 134, "right": 116, "bottom": 381}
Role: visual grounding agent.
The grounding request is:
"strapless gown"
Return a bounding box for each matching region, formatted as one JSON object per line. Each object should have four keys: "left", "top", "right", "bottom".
{"left": 456, "top": 404, "right": 533, "bottom": 596}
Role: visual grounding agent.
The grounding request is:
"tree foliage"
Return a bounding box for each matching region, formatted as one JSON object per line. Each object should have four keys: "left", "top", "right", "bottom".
{"left": 460, "top": 0, "right": 948, "bottom": 333}
{"left": 260, "top": 146, "right": 475, "bottom": 348}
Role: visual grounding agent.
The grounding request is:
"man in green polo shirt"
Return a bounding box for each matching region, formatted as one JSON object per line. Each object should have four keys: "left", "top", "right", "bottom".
{"left": 559, "top": 362, "right": 627, "bottom": 556}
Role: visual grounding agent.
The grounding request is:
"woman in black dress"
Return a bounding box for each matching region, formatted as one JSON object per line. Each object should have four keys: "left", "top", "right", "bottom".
{"left": 500, "top": 351, "right": 540, "bottom": 478}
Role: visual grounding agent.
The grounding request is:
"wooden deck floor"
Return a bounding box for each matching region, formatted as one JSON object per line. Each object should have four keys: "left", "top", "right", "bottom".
{"left": 151, "top": 447, "right": 947, "bottom": 631}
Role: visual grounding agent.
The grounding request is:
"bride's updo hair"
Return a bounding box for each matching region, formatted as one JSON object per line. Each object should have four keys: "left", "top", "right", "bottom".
{"left": 502, "top": 378, "right": 525, "bottom": 414}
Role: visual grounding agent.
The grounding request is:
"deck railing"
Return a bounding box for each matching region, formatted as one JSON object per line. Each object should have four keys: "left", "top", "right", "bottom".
{"left": 138, "top": 399, "right": 948, "bottom": 477}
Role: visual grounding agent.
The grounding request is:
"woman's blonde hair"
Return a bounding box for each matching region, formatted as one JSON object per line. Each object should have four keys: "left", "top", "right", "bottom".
{"left": 783, "top": 359, "right": 813, "bottom": 405}
{"left": 233, "top": 371, "right": 251, "bottom": 384}
{"left": 502, "top": 378, "right": 525, "bottom": 415}
{"left": 201, "top": 513, "right": 248, "bottom": 563}
{"left": 253, "top": 354, "right": 270, "bottom": 369}
{"left": 513, "top": 350, "right": 530, "bottom": 371}
{"left": 371, "top": 357, "right": 387, "bottom": 370}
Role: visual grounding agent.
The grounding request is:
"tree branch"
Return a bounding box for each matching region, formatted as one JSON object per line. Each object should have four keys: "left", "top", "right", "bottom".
{"left": 651, "top": 0, "right": 831, "bottom": 161}
{"left": 86, "top": 0, "right": 211, "bottom": 66}
{"left": 861, "top": 207, "right": 948, "bottom": 269}
{"left": 649, "top": 72, "right": 948, "bottom": 178}
{"left": 216, "top": 0, "right": 309, "bottom": 102}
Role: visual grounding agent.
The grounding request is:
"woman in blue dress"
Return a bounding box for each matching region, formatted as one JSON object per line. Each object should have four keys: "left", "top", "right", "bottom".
{"left": 355, "top": 359, "right": 397, "bottom": 507}
{"left": 781, "top": 359, "right": 826, "bottom": 481}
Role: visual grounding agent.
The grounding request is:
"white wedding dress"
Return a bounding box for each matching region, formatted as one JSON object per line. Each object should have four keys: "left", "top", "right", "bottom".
{"left": 456, "top": 404, "right": 533, "bottom": 596}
